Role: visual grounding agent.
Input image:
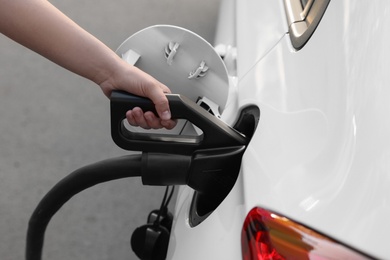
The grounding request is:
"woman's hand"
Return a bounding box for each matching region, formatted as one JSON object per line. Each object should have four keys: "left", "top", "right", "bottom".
{"left": 99, "top": 61, "right": 176, "bottom": 130}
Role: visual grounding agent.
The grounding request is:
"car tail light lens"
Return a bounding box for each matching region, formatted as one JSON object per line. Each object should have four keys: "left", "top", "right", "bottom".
{"left": 241, "top": 207, "right": 371, "bottom": 260}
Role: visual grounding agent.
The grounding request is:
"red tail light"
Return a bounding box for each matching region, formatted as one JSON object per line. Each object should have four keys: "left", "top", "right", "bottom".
{"left": 241, "top": 207, "right": 371, "bottom": 260}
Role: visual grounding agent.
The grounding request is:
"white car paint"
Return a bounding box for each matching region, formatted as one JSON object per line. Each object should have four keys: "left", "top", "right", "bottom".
{"left": 167, "top": 0, "right": 390, "bottom": 259}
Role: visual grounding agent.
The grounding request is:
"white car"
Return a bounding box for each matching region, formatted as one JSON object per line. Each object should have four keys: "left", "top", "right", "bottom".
{"left": 27, "top": 0, "right": 390, "bottom": 259}
{"left": 162, "top": 0, "right": 389, "bottom": 259}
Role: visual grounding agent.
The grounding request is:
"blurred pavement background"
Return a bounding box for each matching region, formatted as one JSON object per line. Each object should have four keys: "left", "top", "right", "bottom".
{"left": 0, "top": 1, "right": 220, "bottom": 259}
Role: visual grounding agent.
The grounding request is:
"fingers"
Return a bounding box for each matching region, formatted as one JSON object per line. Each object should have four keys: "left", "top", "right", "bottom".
{"left": 160, "top": 119, "right": 177, "bottom": 130}
{"left": 126, "top": 108, "right": 177, "bottom": 130}
{"left": 132, "top": 81, "right": 178, "bottom": 129}
{"left": 126, "top": 108, "right": 150, "bottom": 129}
{"left": 100, "top": 63, "right": 176, "bottom": 129}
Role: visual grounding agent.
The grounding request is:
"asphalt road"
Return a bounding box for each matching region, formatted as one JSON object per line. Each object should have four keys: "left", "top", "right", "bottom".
{"left": 0, "top": 1, "right": 220, "bottom": 259}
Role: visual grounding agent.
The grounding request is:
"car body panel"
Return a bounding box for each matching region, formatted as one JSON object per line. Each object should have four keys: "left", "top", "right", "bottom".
{"left": 238, "top": 1, "right": 390, "bottom": 258}
{"left": 236, "top": 0, "right": 288, "bottom": 78}
{"left": 168, "top": 0, "right": 390, "bottom": 259}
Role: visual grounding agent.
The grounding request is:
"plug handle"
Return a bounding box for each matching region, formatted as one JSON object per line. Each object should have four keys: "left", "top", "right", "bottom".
{"left": 110, "top": 91, "right": 246, "bottom": 154}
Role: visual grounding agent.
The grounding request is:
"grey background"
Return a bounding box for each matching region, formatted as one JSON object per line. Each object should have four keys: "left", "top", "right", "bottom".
{"left": 0, "top": 1, "right": 220, "bottom": 259}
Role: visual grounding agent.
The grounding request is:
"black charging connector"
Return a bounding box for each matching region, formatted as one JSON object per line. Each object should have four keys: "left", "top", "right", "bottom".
{"left": 126, "top": 93, "right": 261, "bottom": 227}
{"left": 111, "top": 91, "right": 248, "bottom": 193}
{"left": 141, "top": 145, "right": 245, "bottom": 194}
{"left": 141, "top": 153, "right": 191, "bottom": 186}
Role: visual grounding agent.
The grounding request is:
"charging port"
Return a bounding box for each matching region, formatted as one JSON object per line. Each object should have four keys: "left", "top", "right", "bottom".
{"left": 189, "top": 106, "right": 260, "bottom": 226}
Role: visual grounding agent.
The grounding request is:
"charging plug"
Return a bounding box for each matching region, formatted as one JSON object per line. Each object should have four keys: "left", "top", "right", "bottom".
{"left": 141, "top": 153, "right": 191, "bottom": 186}
{"left": 141, "top": 145, "right": 245, "bottom": 196}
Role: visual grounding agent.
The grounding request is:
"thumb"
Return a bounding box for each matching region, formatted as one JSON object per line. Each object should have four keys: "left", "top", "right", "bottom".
{"left": 146, "top": 84, "right": 172, "bottom": 120}
{"left": 155, "top": 96, "right": 171, "bottom": 120}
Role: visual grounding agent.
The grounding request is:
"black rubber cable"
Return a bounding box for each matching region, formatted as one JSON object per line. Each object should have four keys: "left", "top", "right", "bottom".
{"left": 26, "top": 154, "right": 143, "bottom": 260}
{"left": 154, "top": 186, "right": 175, "bottom": 225}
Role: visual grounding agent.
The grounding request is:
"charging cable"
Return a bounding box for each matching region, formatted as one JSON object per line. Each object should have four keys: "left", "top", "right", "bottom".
{"left": 26, "top": 154, "right": 143, "bottom": 260}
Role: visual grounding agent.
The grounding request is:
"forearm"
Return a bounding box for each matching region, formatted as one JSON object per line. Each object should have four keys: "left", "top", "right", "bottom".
{"left": 0, "top": 0, "right": 119, "bottom": 85}
{"left": 0, "top": 0, "right": 175, "bottom": 128}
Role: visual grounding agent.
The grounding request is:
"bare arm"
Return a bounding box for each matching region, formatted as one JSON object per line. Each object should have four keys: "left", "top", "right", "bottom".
{"left": 0, "top": 0, "right": 175, "bottom": 129}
